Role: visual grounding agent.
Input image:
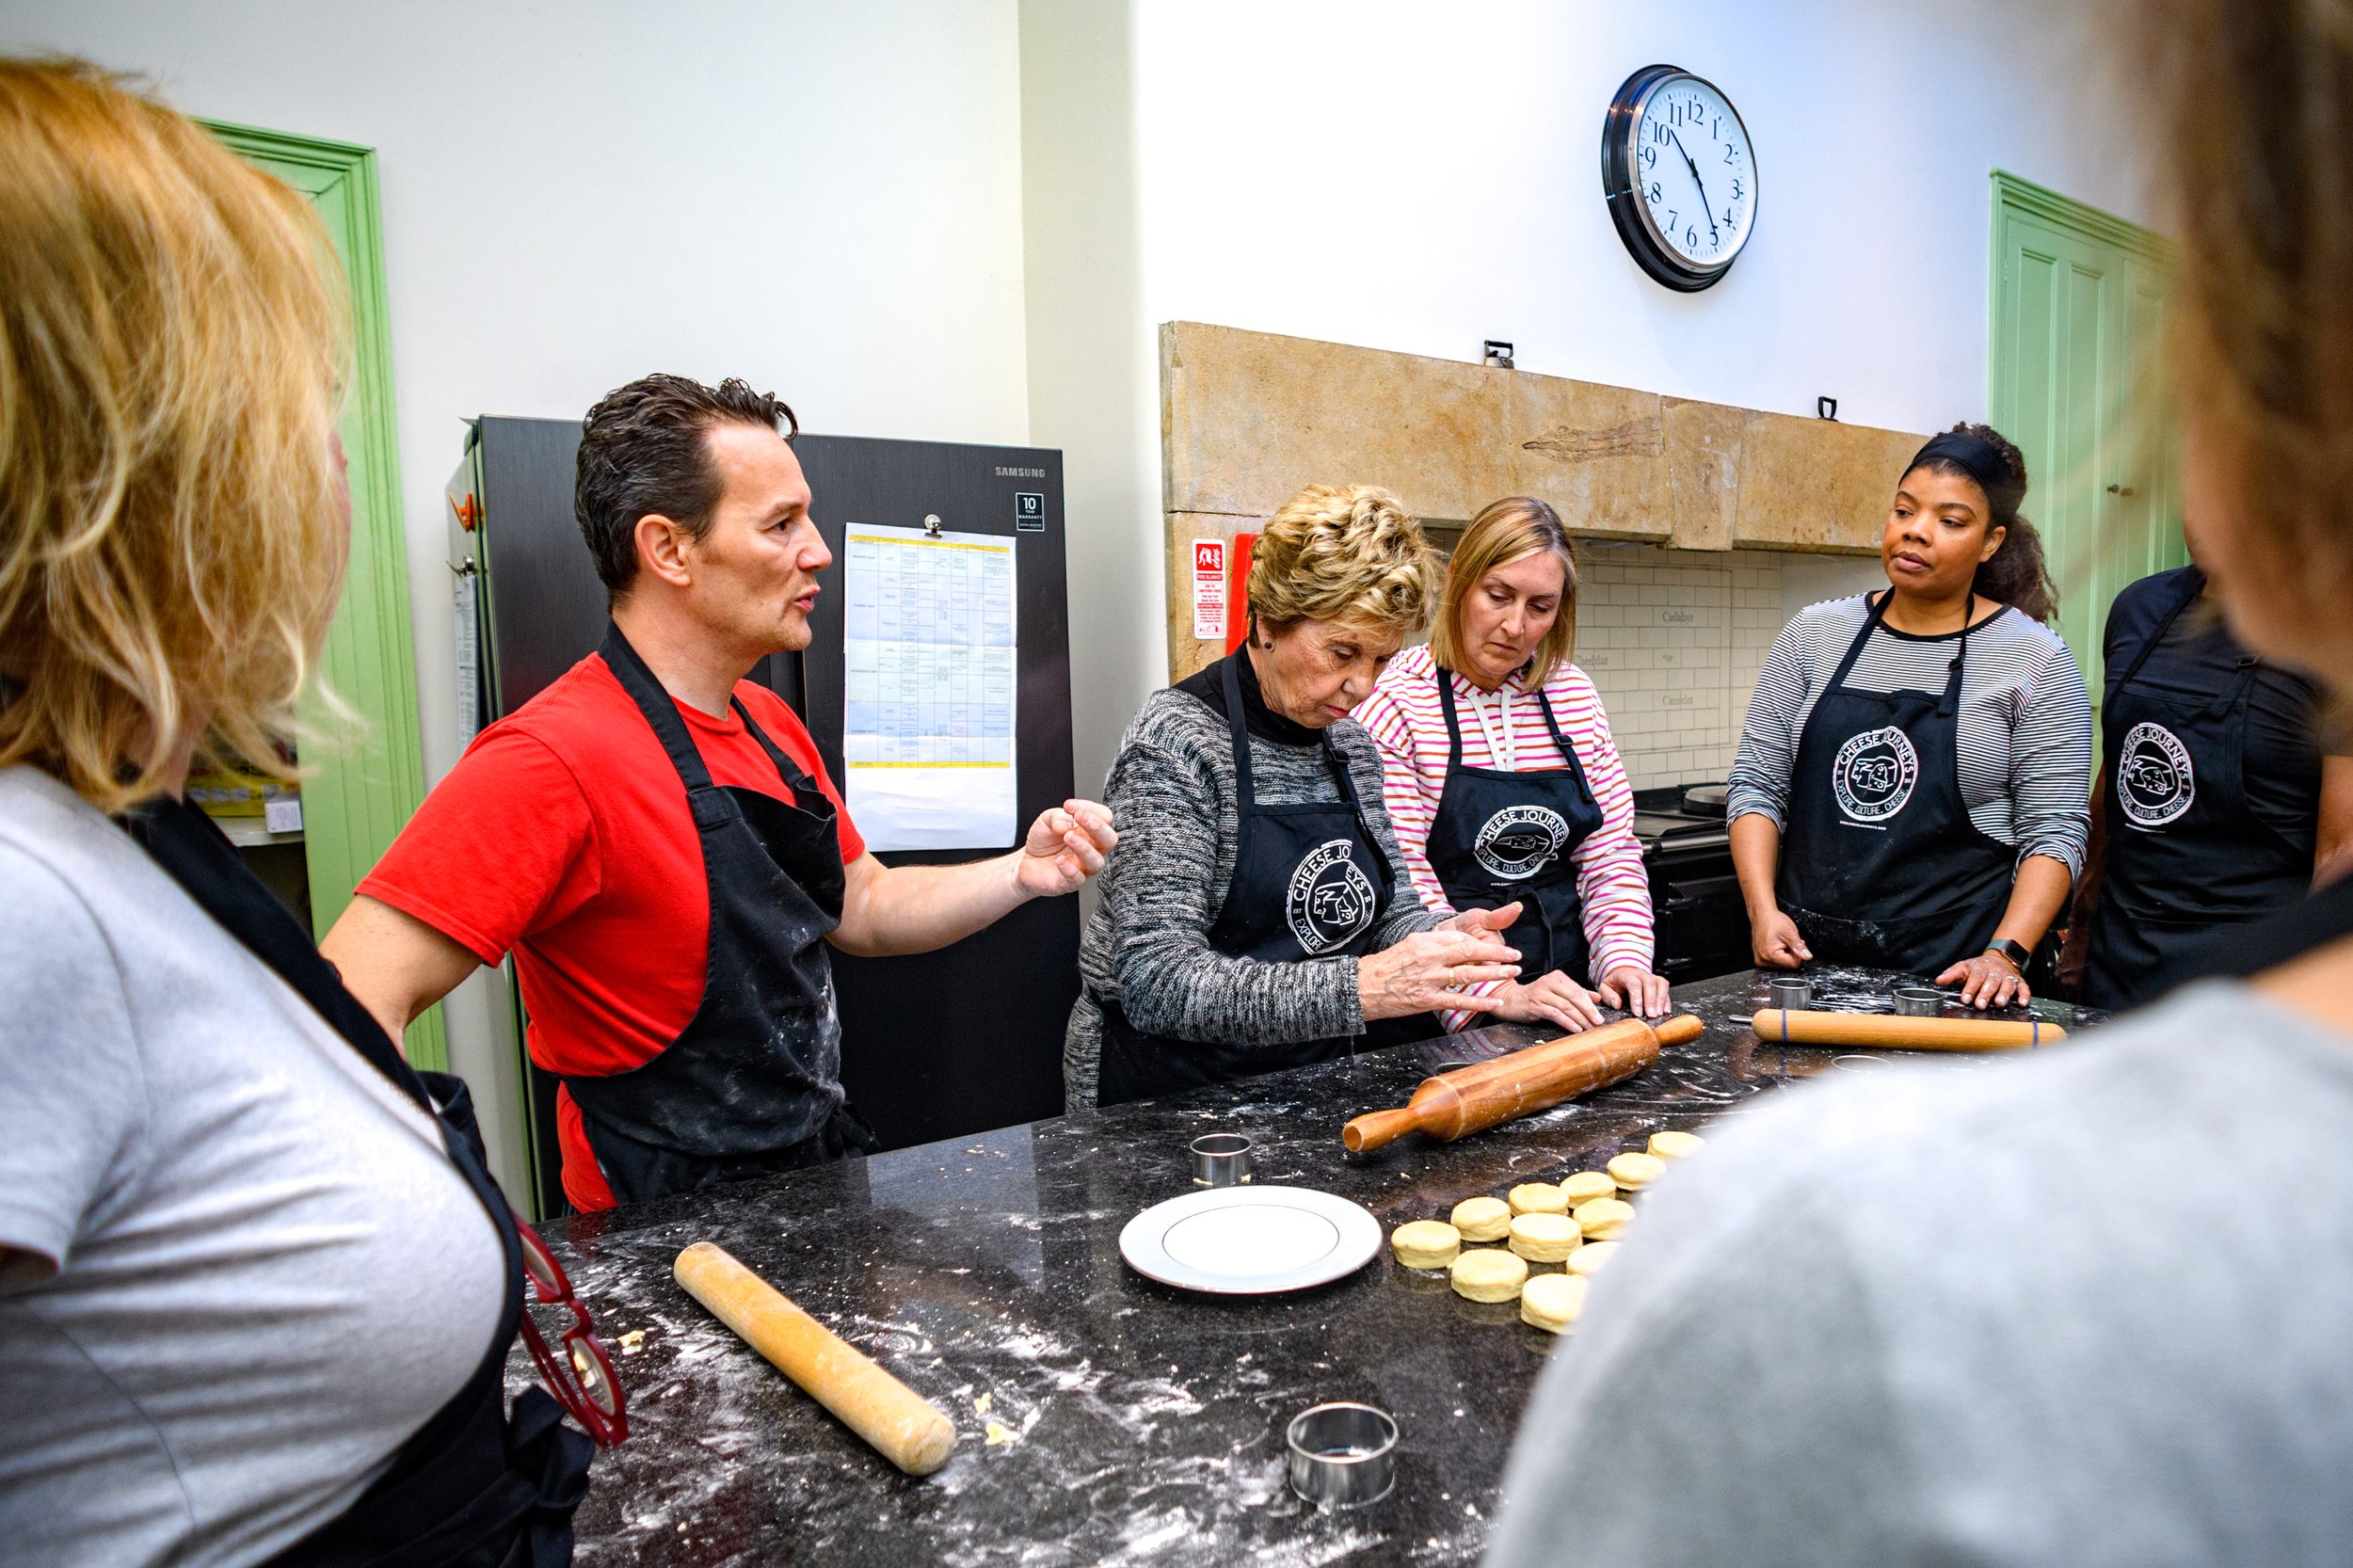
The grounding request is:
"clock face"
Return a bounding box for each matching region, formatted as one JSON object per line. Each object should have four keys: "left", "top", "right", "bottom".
{"left": 1601, "top": 66, "right": 1757, "bottom": 291}
{"left": 1632, "top": 76, "right": 1753, "bottom": 268}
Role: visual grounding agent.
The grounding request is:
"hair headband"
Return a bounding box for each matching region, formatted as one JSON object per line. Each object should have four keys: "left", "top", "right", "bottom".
{"left": 1907, "top": 432, "right": 2025, "bottom": 525}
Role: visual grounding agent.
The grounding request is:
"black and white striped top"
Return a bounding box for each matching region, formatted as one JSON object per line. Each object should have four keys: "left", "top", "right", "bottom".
{"left": 1727, "top": 595, "right": 2095, "bottom": 873}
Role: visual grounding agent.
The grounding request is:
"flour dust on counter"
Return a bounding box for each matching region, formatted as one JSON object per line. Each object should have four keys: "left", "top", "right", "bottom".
{"left": 526, "top": 969, "right": 2102, "bottom": 1567}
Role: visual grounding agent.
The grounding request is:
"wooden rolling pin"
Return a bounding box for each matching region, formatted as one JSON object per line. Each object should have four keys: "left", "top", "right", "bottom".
{"left": 1749, "top": 1009, "right": 2068, "bottom": 1051}
{"left": 673, "top": 1241, "right": 957, "bottom": 1477}
{"left": 1342, "top": 1013, "right": 1700, "bottom": 1153}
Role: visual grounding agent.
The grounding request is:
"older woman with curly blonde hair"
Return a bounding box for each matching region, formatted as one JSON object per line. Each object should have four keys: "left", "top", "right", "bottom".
{"left": 0, "top": 59, "right": 590, "bottom": 1566}
{"left": 1068, "top": 483, "right": 1524, "bottom": 1106}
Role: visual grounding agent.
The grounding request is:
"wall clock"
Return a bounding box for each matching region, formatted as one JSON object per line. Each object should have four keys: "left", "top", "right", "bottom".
{"left": 1600, "top": 64, "right": 1757, "bottom": 292}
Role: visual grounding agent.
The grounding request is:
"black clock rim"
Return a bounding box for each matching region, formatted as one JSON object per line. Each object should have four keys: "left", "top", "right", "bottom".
{"left": 1600, "top": 62, "right": 1755, "bottom": 293}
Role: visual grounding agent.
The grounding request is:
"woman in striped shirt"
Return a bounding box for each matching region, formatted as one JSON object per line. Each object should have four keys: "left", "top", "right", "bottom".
{"left": 1357, "top": 497, "right": 1667, "bottom": 1033}
{"left": 1727, "top": 423, "right": 2093, "bottom": 1007}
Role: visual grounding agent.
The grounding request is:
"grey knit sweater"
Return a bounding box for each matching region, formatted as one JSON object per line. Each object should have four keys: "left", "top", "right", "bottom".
{"left": 1063, "top": 688, "right": 1440, "bottom": 1107}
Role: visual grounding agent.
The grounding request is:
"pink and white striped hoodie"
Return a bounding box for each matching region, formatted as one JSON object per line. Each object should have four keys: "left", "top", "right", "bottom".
{"left": 1353, "top": 645, "right": 1655, "bottom": 1027}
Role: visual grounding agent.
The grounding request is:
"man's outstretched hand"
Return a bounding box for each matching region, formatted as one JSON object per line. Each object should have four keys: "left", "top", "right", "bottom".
{"left": 1013, "top": 800, "right": 1118, "bottom": 897}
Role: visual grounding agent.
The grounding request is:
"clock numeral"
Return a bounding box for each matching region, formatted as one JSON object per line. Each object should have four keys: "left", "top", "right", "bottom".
{"left": 1731, "top": 177, "right": 1744, "bottom": 200}
{"left": 1649, "top": 182, "right": 1662, "bottom": 202}
{"left": 1687, "top": 226, "right": 1699, "bottom": 248}
{"left": 1667, "top": 209, "right": 1679, "bottom": 230}
{"left": 1642, "top": 145, "right": 1657, "bottom": 169}
{"left": 1723, "top": 142, "right": 1737, "bottom": 164}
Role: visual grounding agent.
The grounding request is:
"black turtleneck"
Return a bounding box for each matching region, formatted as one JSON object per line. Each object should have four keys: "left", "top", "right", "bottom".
{"left": 1175, "top": 648, "right": 1324, "bottom": 745}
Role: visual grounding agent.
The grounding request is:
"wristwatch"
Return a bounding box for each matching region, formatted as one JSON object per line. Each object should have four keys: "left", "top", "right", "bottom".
{"left": 1984, "top": 937, "right": 2030, "bottom": 970}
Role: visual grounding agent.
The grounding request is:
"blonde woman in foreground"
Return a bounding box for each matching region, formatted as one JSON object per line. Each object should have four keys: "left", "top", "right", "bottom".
{"left": 1065, "top": 485, "right": 1522, "bottom": 1106}
{"left": 0, "top": 61, "right": 592, "bottom": 1566}
{"left": 1487, "top": 3, "right": 2353, "bottom": 1560}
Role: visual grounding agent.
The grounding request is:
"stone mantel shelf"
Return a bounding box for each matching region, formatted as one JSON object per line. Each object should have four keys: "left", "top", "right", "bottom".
{"left": 1160, "top": 320, "right": 1923, "bottom": 678}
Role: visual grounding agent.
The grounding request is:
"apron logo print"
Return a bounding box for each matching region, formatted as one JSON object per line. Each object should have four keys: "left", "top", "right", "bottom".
{"left": 2117, "top": 721, "right": 2196, "bottom": 827}
{"left": 1473, "top": 805, "right": 1571, "bottom": 881}
{"left": 1831, "top": 726, "right": 1920, "bottom": 824}
{"left": 1287, "top": 839, "right": 1378, "bottom": 955}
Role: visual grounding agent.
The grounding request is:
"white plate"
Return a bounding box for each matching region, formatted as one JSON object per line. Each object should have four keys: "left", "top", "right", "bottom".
{"left": 1118, "top": 1185, "right": 1383, "bottom": 1295}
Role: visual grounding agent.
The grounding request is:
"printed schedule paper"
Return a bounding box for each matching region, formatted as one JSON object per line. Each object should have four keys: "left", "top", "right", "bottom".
{"left": 841, "top": 523, "right": 1018, "bottom": 850}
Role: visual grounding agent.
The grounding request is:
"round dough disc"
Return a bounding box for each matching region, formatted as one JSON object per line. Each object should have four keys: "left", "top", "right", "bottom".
{"left": 1449, "top": 1246, "right": 1529, "bottom": 1303}
{"left": 1648, "top": 1129, "right": 1705, "bottom": 1160}
{"left": 1450, "top": 1195, "right": 1513, "bottom": 1242}
{"left": 1574, "top": 1196, "right": 1634, "bottom": 1240}
{"left": 1566, "top": 1240, "right": 1620, "bottom": 1277}
{"left": 1391, "top": 1219, "right": 1462, "bottom": 1269}
{"left": 1509, "top": 1182, "right": 1569, "bottom": 1216}
{"left": 1559, "top": 1171, "right": 1617, "bottom": 1208}
{"left": 1608, "top": 1152, "right": 1667, "bottom": 1191}
{"left": 1520, "top": 1271, "right": 1590, "bottom": 1333}
{"left": 1507, "top": 1212, "right": 1581, "bottom": 1262}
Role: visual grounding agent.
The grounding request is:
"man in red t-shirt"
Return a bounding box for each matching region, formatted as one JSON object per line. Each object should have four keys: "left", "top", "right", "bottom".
{"left": 322, "top": 375, "right": 1114, "bottom": 1211}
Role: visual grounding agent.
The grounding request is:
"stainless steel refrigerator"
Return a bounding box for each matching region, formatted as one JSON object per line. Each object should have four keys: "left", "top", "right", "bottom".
{"left": 446, "top": 418, "right": 1077, "bottom": 1217}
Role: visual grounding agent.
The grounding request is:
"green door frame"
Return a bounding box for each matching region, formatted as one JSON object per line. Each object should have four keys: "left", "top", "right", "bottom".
{"left": 1988, "top": 168, "right": 2182, "bottom": 731}
{"left": 204, "top": 120, "right": 447, "bottom": 1072}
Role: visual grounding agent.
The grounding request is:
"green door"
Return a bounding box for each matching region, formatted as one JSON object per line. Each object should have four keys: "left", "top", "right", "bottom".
{"left": 206, "top": 121, "right": 447, "bottom": 1072}
{"left": 1990, "top": 171, "right": 2182, "bottom": 736}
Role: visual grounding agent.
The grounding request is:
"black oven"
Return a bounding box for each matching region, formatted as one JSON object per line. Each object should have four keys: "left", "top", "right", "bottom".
{"left": 1632, "top": 785, "right": 1752, "bottom": 984}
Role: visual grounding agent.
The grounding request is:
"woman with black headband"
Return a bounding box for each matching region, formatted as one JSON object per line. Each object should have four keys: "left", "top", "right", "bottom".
{"left": 1725, "top": 423, "right": 2093, "bottom": 1006}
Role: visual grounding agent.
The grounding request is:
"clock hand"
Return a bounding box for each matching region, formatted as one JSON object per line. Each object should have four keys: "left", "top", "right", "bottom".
{"left": 1668, "top": 129, "right": 1721, "bottom": 243}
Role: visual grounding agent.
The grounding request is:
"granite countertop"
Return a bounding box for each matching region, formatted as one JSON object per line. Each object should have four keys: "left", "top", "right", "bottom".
{"left": 525, "top": 966, "right": 2096, "bottom": 1567}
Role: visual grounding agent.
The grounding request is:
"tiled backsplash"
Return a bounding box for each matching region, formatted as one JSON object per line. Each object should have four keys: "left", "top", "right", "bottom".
{"left": 1570, "top": 545, "right": 1883, "bottom": 790}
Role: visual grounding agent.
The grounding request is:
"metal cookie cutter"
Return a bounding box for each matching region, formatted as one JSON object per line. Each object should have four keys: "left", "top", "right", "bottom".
{"left": 1768, "top": 976, "right": 1812, "bottom": 1011}
{"left": 1287, "top": 1401, "right": 1398, "bottom": 1508}
{"left": 1891, "top": 984, "right": 1944, "bottom": 1016}
{"left": 1190, "top": 1132, "right": 1254, "bottom": 1188}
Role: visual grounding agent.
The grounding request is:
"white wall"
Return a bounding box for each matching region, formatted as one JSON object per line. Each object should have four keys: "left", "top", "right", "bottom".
{"left": 0, "top": 0, "right": 1032, "bottom": 1195}
{"left": 1024, "top": 0, "right": 2144, "bottom": 797}
{"left": 1128, "top": 0, "right": 2144, "bottom": 430}
{"left": 1017, "top": 0, "right": 1161, "bottom": 833}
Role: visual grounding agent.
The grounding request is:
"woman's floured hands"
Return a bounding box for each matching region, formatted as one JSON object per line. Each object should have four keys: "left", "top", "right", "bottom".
{"left": 1750, "top": 907, "right": 1811, "bottom": 969}
{"left": 1596, "top": 966, "right": 1673, "bottom": 1019}
{"left": 1358, "top": 926, "right": 1520, "bottom": 1022}
{"left": 1489, "top": 971, "right": 1609, "bottom": 1032}
{"left": 1937, "top": 947, "right": 2031, "bottom": 1009}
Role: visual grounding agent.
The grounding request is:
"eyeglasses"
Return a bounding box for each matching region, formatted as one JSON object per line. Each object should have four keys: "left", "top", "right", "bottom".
{"left": 515, "top": 1221, "right": 630, "bottom": 1447}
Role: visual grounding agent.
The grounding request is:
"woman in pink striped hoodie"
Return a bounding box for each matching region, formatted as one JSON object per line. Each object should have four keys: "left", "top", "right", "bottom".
{"left": 1355, "top": 497, "right": 1667, "bottom": 1033}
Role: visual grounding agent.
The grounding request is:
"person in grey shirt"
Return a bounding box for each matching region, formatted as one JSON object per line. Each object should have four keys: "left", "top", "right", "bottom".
{"left": 1486, "top": 983, "right": 2353, "bottom": 1567}
{"left": 1492, "top": 2, "right": 2353, "bottom": 1558}
{"left": 1728, "top": 424, "right": 2091, "bottom": 1008}
{"left": 1066, "top": 485, "right": 1521, "bottom": 1107}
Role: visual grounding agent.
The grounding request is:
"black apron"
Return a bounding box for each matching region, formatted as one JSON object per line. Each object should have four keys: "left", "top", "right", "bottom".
{"left": 1778, "top": 594, "right": 2017, "bottom": 975}
{"left": 1422, "top": 664, "right": 1605, "bottom": 984}
{"left": 2085, "top": 573, "right": 2320, "bottom": 1009}
{"left": 2167, "top": 843, "right": 2353, "bottom": 991}
{"left": 560, "top": 624, "right": 873, "bottom": 1208}
{"left": 120, "top": 796, "right": 592, "bottom": 1568}
{"left": 1096, "top": 654, "right": 1435, "bottom": 1105}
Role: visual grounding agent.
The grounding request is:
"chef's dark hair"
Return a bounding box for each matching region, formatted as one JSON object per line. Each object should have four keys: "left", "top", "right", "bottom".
{"left": 1902, "top": 422, "right": 2058, "bottom": 624}
{"left": 575, "top": 374, "right": 799, "bottom": 600}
